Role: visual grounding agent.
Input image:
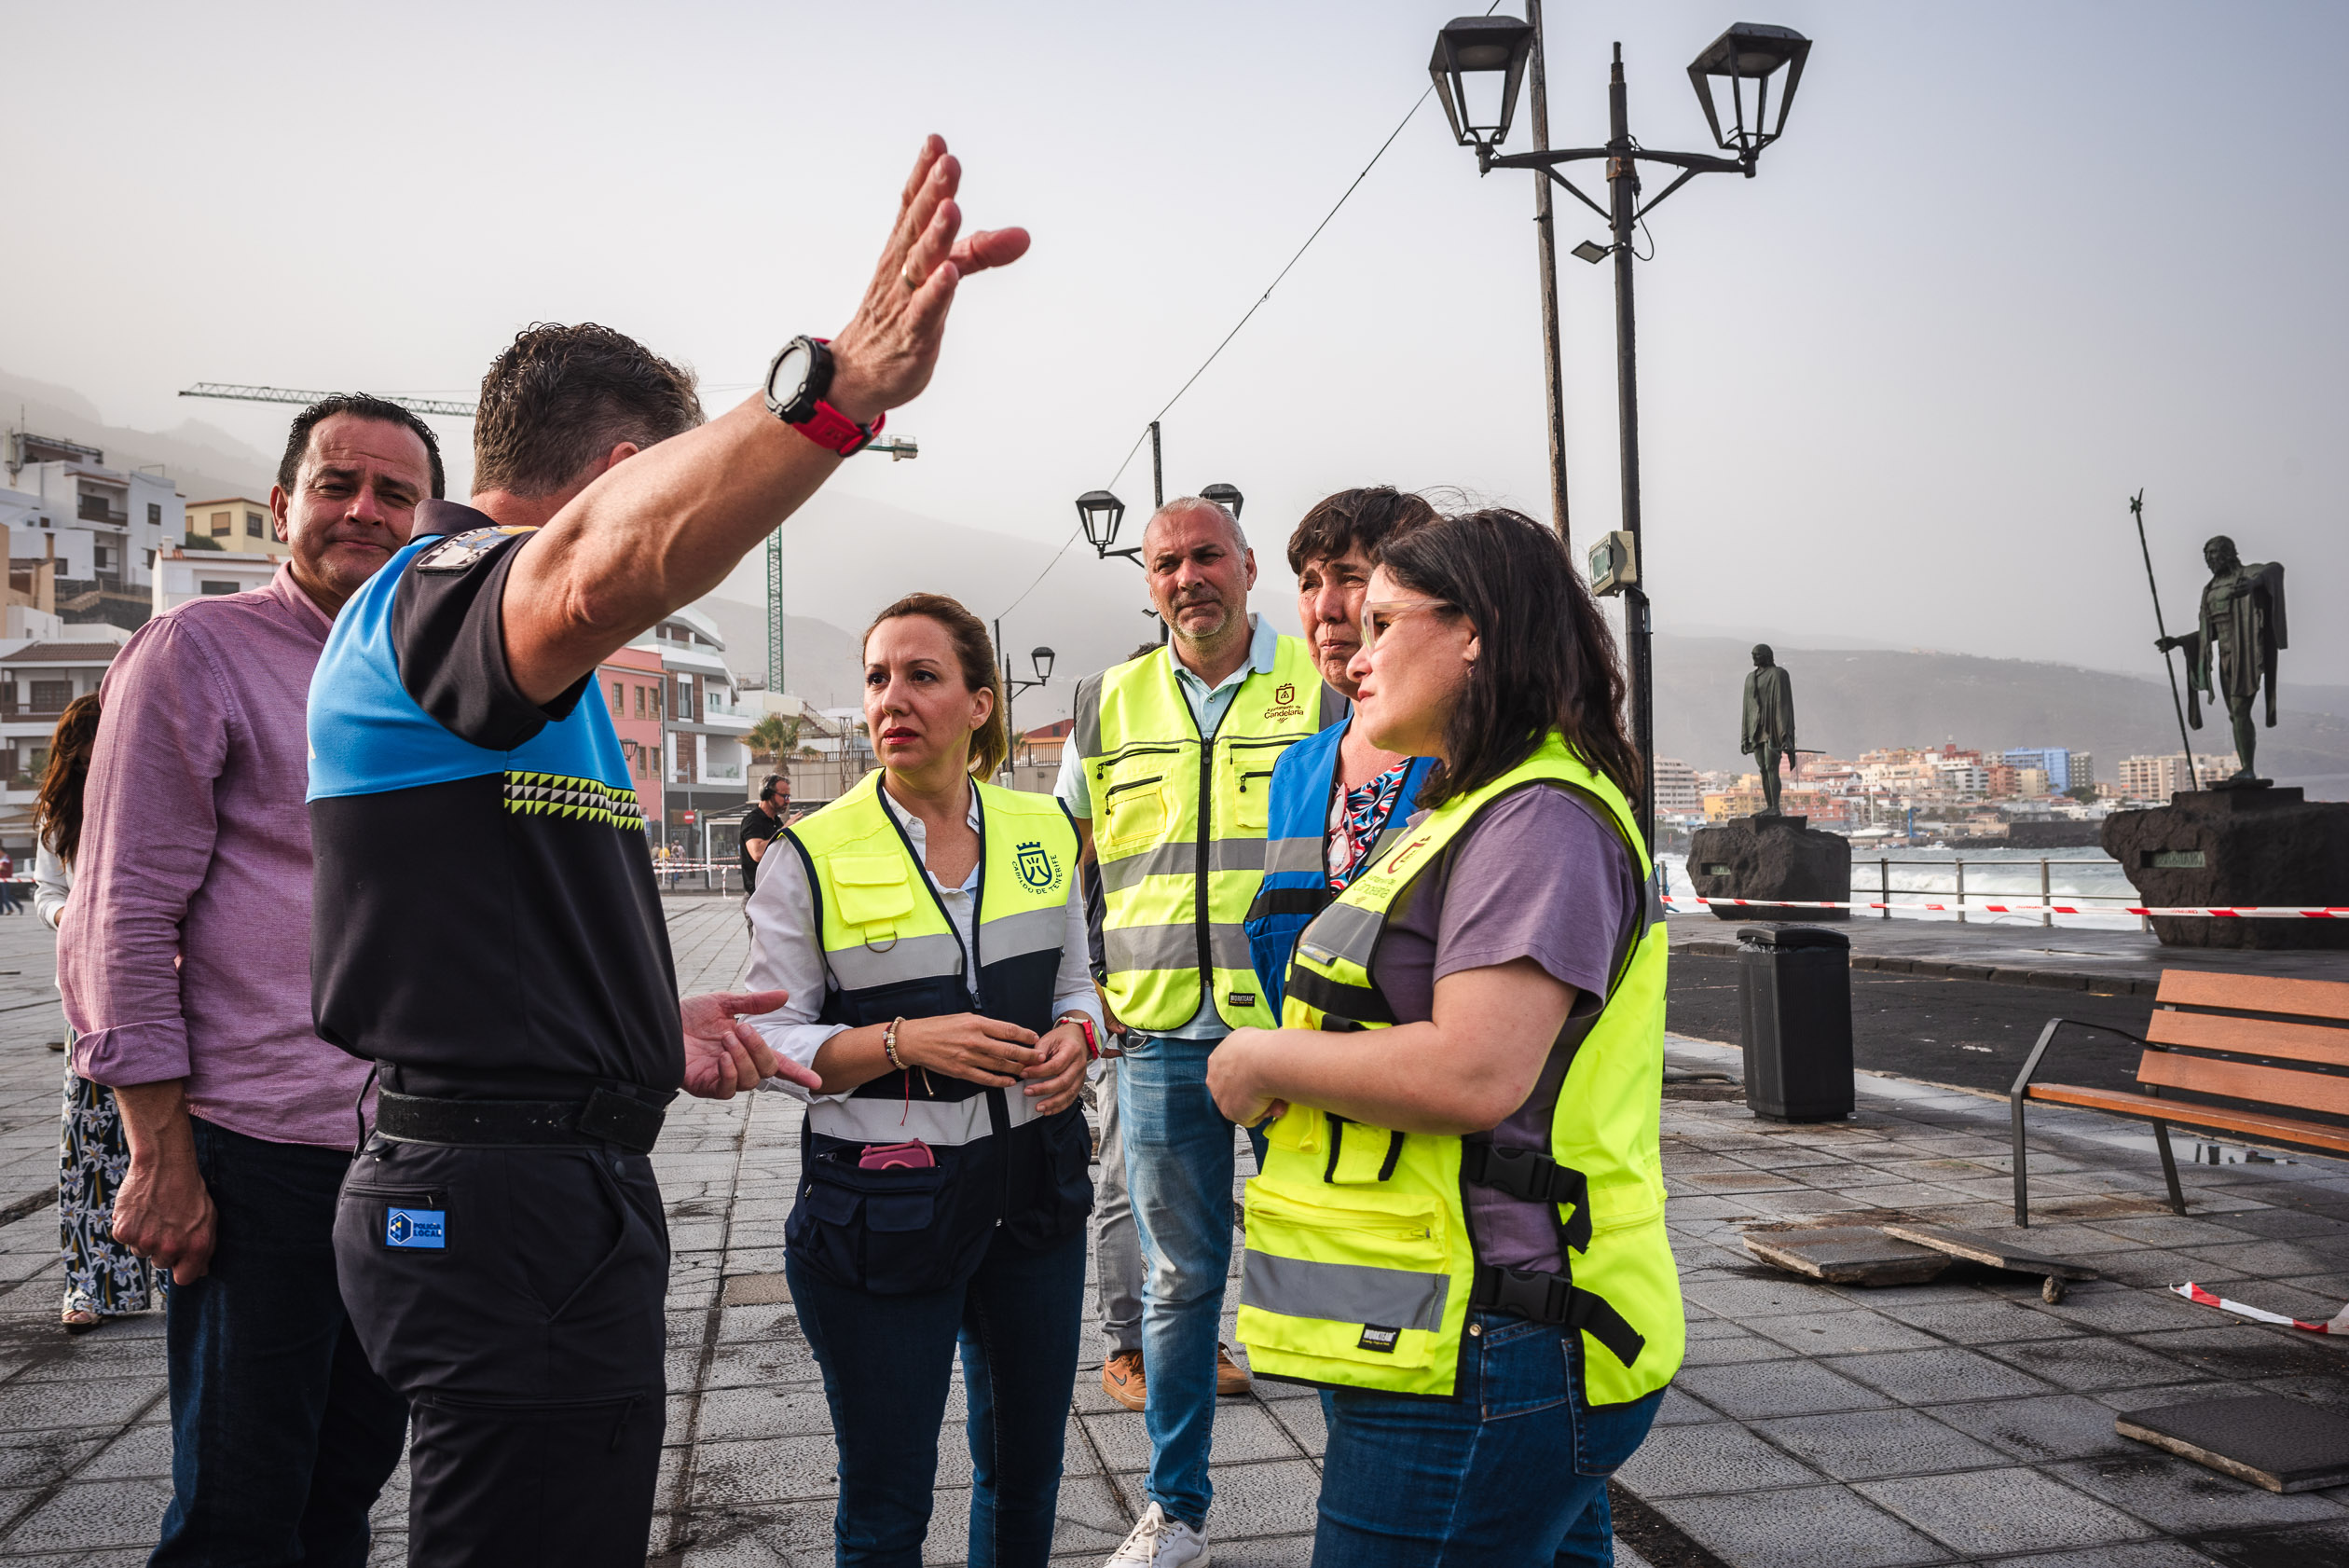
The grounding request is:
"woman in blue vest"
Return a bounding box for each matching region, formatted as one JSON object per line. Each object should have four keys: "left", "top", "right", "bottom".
{"left": 1243, "top": 488, "right": 1438, "bottom": 1016}
{"left": 1208, "top": 511, "right": 1676, "bottom": 1567}
{"left": 747, "top": 592, "right": 1101, "bottom": 1568}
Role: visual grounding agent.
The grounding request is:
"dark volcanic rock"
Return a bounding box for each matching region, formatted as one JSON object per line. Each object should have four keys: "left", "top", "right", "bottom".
{"left": 1689, "top": 816, "right": 1852, "bottom": 921}
{"left": 2102, "top": 787, "right": 2349, "bottom": 950}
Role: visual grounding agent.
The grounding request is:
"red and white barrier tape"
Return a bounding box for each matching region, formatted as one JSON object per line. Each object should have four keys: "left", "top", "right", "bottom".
{"left": 2173, "top": 1281, "right": 2344, "bottom": 1333}
{"left": 1661, "top": 895, "right": 2349, "bottom": 919}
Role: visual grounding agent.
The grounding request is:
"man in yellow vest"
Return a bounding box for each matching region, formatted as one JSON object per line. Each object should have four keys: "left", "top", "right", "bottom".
{"left": 1060, "top": 498, "right": 1339, "bottom": 1568}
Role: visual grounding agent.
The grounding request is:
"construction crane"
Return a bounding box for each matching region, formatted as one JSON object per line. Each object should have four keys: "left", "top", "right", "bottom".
{"left": 178, "top": 381, "right": 916, "bottom": 695}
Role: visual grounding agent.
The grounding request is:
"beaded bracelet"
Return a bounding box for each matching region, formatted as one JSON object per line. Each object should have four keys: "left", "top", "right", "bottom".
{"left": 882, "top": 1016, "right": 907, "bottom": 1071}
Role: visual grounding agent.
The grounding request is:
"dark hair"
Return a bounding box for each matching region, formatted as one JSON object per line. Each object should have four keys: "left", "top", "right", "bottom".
{"left": 36, "top": 694, "right": 103, "bottom": 865}
{"left": 1377, "top": 508, "right": 1640, "bottom": 810}
{"left": 1285, "top": 486, "right": 1439, "bottom": 575}
{"left": 275, "top": 394, "right": 446, "bottom": 500}
{"left": 861, "top": 593, "right": 1010, "bottom": 779}
{"left": 759, "top": 773, "right": 787, "bottom": 802}
{"left": 473, "top": 323, "right": 704, "bottom": 498}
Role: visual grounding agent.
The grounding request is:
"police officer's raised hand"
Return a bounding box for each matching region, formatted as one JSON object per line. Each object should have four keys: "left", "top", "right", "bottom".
{"left": 681, "top": 989, "right": 805, "bottom": 1100}
{"left": 1021, "top": 1022, "right": 1091, "bottom": 1116}
{"left": 895, "top": 1013, "right": 1042, "bottom": 1089}
{"left": 824, "top": 135, "right": 1032, "bottom": 425}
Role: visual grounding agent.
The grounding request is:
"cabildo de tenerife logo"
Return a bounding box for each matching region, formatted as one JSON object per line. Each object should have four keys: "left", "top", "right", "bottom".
{"left": 1263, "top": 681, "right": 1304, "bottom": 722}
{"left": 1015, "top": 840, "right": 1064, "bottom": 893}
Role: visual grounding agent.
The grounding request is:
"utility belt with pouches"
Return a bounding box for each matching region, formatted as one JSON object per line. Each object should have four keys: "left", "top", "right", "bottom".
{"left": 374, "top": 1086, "right": 669, "bottom": 1155}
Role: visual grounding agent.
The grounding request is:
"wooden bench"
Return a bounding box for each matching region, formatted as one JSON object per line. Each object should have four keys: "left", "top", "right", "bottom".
{"left": 2012, "top": 970, "right": 2349, "bottom": 1226}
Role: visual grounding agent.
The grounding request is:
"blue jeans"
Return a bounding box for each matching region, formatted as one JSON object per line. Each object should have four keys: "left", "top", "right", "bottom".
{"left": 1313, "top": 1314, "right": 1663, "bottom": 1567}
{"left": 157, "top": 1118, "right": 408, "bottom": 1568}
{"left": 1119, "top": 1032, "right": 1236, "bottom": 1531}
{"left": 787, "top": 1226, "right": 1086, "bottom": 1567}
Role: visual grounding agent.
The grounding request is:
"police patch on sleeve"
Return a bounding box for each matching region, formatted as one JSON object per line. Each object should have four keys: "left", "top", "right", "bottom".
{"left": 415, "top": 526, "right": 537, "bottom": 572}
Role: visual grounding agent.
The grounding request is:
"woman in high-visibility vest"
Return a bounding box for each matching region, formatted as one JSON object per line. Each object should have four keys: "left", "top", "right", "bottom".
{"left": 746, "top": 592, "right": 1102, "bottom": 1568}
{"left": 1206, "top": 511, "right": 1681, "bottom": 1568}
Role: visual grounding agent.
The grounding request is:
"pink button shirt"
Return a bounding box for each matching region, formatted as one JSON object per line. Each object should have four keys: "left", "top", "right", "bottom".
{"left": 62, "top": 563, "right": 372, "bottom": 1148}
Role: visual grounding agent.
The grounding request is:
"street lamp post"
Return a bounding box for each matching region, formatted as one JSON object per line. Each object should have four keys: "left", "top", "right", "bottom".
{"left": 991, "top": 628, "right": 1056, "bottom": 776}
{"left": 1430, "top": 16, "right": 1811, "bottom": 850}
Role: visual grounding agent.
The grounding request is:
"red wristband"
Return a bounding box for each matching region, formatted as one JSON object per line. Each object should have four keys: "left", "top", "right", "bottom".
{"left": 790, "top": 400, "right": 884, "bottom": 458}
{"left": 1062, "top": 1015, "right": 1099, "bottom": 1061}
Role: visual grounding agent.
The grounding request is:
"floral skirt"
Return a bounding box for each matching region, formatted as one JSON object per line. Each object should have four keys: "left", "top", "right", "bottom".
{"left": 61, "top": 1048, "right": 155, "bottom": 1316}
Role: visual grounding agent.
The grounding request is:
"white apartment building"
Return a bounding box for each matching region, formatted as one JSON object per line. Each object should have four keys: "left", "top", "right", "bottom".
{"left": 1936, "top": 763, "right": 1990, "bottom": 799}
{"left": 0, "top": 634, "right": 129, "bottom": 853}
{"left": 3, "top": 432, "right": 185, "bottom": 630}
{"left": 1652, "top": 756, "right": 1702, "bottom": 818}
{"left": 151, "top": 548, "right": 280, "bottom": 615}
{"left": 630, "top": 605, "right": 754, "bottom": 853}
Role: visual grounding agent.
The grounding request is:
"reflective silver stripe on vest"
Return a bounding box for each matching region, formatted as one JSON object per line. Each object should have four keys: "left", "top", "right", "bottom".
{"left": 1298, "top": 900, "right": 1383, "bottom": 969}
{"left": 1096, "top": 838, "right": 1268, "bottom": 896}
{"left": 1645, "top": 865, "right": 1668, "bottom": 927}
{"left": 1264, "top": 836, "right": 1323, "bottom": 877}
{"left": 1104, "top": 921, "right": 1254, "bottom": 974}
{"left": 1241, "top": 1249, "right": 1449, "bottom": 1333}
{"left": 807, "top": 1085, "right": 1040, "bottom": 1146}
{"left": 824, "top": 931, "right": 967, "bottom": 992}
{"left": 986, "top": 904, "right": 1065, "bottom": 961}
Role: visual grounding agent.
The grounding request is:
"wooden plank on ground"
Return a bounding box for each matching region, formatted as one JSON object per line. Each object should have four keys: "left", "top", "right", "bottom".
{"left": 2157, "top": 969, "right": 2349, "bottom": 1022}
{"left": 1742, "top": 1228, "right": 1951, "bottom": 1286}
{"left": 2118, "top": 1394, "right": 2349, "bottom": 1493}
{"left": 1880, "top": 1223, "right": 2098, "bottom": 1282}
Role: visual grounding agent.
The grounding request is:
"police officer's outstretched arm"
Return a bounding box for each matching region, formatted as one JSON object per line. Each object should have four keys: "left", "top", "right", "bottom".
{"left": 498, "top": 136, "right": 1030, "bottom": 707}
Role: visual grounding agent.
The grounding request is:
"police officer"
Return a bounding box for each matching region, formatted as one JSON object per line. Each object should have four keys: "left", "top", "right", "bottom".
{"left": 1208, "top": 510, "right": 1683, "bottom": 1567}
{"left": 747, "top": 592, "right": 1098, "bottom": 1567}
{"left": 309, "top": 139, "right": 1030, "bottom": 1567}
{"left": 1062, "top": 498, "right": 1343, "bottom": 1568}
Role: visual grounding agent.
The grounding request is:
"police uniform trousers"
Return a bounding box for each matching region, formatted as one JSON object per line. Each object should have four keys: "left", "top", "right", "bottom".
{"left": 334, "top": 1135, "right": 669, "bottom": 1568}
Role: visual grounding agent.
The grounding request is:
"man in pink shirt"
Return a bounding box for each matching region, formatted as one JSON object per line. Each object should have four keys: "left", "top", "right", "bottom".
{"left": 62, "top": 394, "right": 443, "bottom": 1568}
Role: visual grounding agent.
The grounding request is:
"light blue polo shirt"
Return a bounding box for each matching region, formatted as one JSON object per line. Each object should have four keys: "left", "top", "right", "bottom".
{"left": 1056, "top": 613, "right": 1280, "bottom": 1039}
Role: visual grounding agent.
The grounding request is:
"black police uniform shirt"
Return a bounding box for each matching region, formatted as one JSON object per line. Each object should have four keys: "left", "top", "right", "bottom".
{"left": 307, "top": 501, "right": 680, "bottom": 1098}
{"left": 738, "top": 803, "right": 785, "bottom": 894}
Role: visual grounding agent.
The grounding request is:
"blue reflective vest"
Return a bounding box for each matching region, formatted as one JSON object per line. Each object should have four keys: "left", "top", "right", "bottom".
{"left": 1242, "top": 720, "right": 1433, "bottom": 1013}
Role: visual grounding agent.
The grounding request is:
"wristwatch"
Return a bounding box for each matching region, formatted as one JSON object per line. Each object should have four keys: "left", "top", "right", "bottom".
{"left": 762, "top": 336, "right": 885, "bottom": 457}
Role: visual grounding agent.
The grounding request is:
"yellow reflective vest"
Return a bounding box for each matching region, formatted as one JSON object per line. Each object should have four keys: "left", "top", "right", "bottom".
{"left": 1235, "top": 735, "right": 1684, "bottom": 1404}
{"left": 779, "top": 772, "right": 1092, "bottom": 1293}
{"left": 1073, "top": 636, "right": 1337, "bottom": 1034}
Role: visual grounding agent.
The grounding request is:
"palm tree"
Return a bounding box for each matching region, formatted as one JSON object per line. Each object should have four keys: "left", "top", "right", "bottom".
{"left": 749, "top": 713, "right": 802, "bottom": 765}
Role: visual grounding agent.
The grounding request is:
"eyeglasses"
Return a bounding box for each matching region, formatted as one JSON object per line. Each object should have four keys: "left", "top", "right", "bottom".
{"left": 1358, "top": 598, "right": 1454, "bottom": 655}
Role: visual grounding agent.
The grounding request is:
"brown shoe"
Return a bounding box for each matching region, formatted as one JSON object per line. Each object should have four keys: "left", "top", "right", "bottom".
{"left": 1216, "top": 1341, "right": 1252, "bottom": 1396}
{"left": 1102, "top": 1349, "right": 1147, "bottom": 1411}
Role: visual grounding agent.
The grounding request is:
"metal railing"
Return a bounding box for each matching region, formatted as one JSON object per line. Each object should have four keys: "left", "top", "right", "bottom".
{"left": 1870, "top": 857, "right": 2148, "bottom": 931}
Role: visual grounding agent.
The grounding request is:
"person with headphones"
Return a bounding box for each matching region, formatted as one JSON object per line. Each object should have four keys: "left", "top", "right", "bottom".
{"left": 747, "top": 592, "right": 1100, "bottom": 1568}
{"left": 1208, "top": 510, "right": 1682, "bottom": 1567}
{"left": 738, "top": 772, "right": 792, "bottom": 897}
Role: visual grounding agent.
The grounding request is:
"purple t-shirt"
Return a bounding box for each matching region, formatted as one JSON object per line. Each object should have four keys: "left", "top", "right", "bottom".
{"left": 1368, "top": 783, "right": 1638, "bottom": 1272}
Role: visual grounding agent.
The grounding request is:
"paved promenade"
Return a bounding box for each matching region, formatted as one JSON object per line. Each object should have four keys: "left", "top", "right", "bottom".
{"left": 0, "top": 900, "right": 2339, "bottom": 1564}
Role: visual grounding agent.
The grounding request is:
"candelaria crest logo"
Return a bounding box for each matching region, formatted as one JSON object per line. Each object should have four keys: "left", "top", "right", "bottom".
{"left": 1016, "top": 840, "right": 1063, "bottom": 893}
{"left": 1263, "top": 681, "right": 1305, "bottom": 722}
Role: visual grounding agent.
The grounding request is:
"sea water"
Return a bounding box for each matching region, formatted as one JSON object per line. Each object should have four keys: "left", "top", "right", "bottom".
{"left": 1655, "top": 844, "right": 2144, "bottom": 930}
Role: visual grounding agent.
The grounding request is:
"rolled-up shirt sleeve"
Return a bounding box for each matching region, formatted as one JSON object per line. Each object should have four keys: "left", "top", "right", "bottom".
{"left": 742, "top": 835, "right": 851, "bottom": 1104}
{"left": 1051, "top": 882, "right": 1103, "bottom": 1031}
{"left": 62, "top": 619, "right": 227, "bottom": 1086}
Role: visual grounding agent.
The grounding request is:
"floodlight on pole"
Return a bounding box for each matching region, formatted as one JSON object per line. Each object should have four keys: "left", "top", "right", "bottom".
{"left": 1571, "top": 240, "right": 1611, "bottom": 264}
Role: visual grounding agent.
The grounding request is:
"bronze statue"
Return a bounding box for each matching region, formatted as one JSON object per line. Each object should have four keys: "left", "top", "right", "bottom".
{"left": 2156, "top": 536, "right": 2287, "bottom": 785}
{"left": 1740, "top": 644, "right": 1797, "bottom": 816}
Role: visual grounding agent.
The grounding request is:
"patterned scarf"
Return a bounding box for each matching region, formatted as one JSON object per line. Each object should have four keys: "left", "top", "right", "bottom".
{"left": 1328, "top": 761, "right": 1410, "bottom": 890}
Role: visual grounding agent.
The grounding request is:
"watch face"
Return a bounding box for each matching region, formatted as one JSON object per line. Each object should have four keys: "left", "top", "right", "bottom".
{"left": 765, "top": 341, "right": 816, "bottom": 409}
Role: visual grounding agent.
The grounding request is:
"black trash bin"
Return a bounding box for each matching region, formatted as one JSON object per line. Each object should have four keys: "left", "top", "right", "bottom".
{"left": 1737, "top": 925, "right": 1854, "bottom": 1122}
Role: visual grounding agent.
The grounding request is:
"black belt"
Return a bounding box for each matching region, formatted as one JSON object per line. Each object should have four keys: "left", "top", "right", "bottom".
{"left": 376, "top": 1089, "right": 666, "bottom": 1155}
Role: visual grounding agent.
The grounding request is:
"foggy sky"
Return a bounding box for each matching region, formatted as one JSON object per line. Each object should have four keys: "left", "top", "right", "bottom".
{"left": 6, "top": 0, "right": 2342, "bottom": 684}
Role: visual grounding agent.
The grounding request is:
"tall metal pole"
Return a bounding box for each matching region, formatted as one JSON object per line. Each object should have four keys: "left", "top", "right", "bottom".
{"left": 2129, "top": 489, "right": 2199, "bottom": 791}
{"left": 1526, "top": 0, "right": 1571, "bottom": 543}
{"left": 764, "top": 529, "right": 785, "bottom": 695}
{"left": 1150, "top": 420, "right": 1170, "bottom": 644}
{"left": 1606, "top": 42, "right": 1655, "bottom": 849}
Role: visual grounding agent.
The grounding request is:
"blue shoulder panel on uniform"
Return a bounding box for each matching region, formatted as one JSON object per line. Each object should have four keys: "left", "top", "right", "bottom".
{"left": 308, "top": 530, "right": 636, "bottom": 805}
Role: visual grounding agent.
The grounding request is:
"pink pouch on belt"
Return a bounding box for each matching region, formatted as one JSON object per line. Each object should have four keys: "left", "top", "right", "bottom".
{"left": 858, "top": 1139, "right": 935, "bottom": 1170}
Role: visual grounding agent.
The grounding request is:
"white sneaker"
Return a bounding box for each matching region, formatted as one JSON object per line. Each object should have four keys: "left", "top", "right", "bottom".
{"left": 1104, "top": 1501, "right": 1210, "bottom": 1567}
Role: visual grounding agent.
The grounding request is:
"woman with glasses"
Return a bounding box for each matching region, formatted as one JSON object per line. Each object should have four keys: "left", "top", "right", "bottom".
{"left": 1208, "top": 509, "right": 1681, "bottom": 1567}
